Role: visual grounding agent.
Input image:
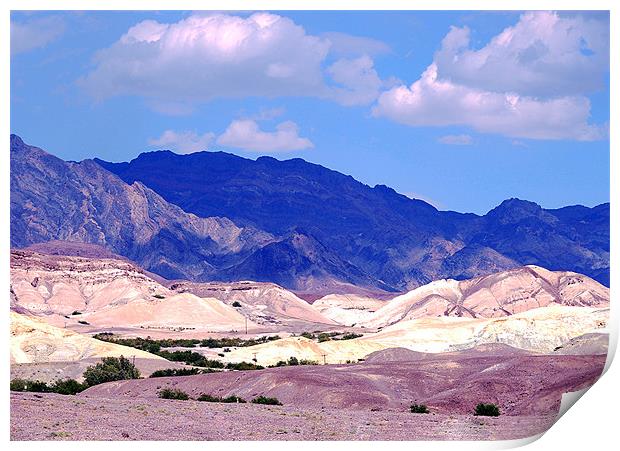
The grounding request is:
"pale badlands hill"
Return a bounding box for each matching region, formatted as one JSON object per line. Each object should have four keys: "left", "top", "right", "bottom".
{"left": 10, "top": 250, "right": 252, "bottom": 332}
{"left": 362, "top": 265, "right": 609, "bottom": 328}
{"left": 312, "top": 294, "right": 386, "bottom": 326}
{"left": 10, "top": 250, "right": 610, "bottom": 340}
{"left": 167, "top": 280, "right": 336, "bottom": 328}
{"left": 10, "top": 311, "right": 162, "bottom": 364}
{"left": 224, "top": 305, "right": 609, "bottom": 366}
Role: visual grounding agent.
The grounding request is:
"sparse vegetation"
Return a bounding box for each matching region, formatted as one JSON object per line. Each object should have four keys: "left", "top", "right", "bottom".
{"left": 298, "top": 331, "right": 359, "bottom": 342}
{"left": 251, "top": 395, "right": 282, "bottom": 406}
{"left": 158, "top": 388, "right": 190, "bottom": 400}
{"left": 153, "top": 294, "right": 165, "bottom": 299}
{"left": 474, "top": 403, "right": 500, "bottom": 417}
{"left": 340, "top": 333, "right": 363, "bottom": 340}
{"left": 83, "top": 356, "right": 140, "bottom": 387}
{"left": 149, "top": 368, "right": 206, "bottom": 378}
{"left": 71, "top": 311, "right": 82, "bottom": 315}
{"left": 10, "top": 378, "right": 86, "bottom": 395}
{"left": 232, "top": 301, "right": 242, "bottom": 307}
{"left": 10, "top": 379, "right": 50, "bottom": 392}
{"left": 157, "top": 350, "right": 226, "bottom": 368}
{"left": 225, "top": 361, "right": 264, "bottom": 371}
{"left": 93, "top": 334, "right": 281, "bottom": 353}
{"left": 270, "top": 356, "right": 319, "bottom": 367}
{"left": 197, "top": 393, "right": 246, "bottom": 403}
{"left": 77, "top": 320, "right": 90, "bottom": 325}
{"left": 50, "top": 379, "right": 87, "bottom": 395}
{"left": 410, "top": 403, "right": 429, "bottom": 414}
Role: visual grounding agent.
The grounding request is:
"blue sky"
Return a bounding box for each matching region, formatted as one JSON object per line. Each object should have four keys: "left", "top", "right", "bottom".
{"left": 10, "top": 10, "right": 609, "bottom": 214}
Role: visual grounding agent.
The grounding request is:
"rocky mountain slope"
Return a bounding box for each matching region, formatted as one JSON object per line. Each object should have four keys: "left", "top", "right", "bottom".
{"left": 10, "top": 135, "right": 273, "bottom": 282}
{"left": 11, "top": 135, "right": 609, "bottom": 291}
{"left": 95, "top": 145, "right": 609, "bottom": 289}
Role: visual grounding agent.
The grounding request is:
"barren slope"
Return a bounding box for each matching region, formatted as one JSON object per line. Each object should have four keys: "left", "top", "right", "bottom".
{"left": 10, "top": 311, "right": 163, "bottom": 363}
{"left": 363, "top": 265, "right": 609, "bottom": 327}
{"left": 224, "top": 305, "right": 608, "bottom": 365}
{"left": 313, "top": 294, "right": 386, "bottom": 326}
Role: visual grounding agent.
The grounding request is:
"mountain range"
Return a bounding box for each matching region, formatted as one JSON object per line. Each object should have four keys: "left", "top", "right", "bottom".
{"left": 10, "top": 134, "right": 609, "bottom": 292}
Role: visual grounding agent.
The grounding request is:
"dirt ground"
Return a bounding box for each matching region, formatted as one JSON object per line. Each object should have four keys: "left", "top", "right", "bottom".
{"left": 10, "top": 392, "right": 557, "bottom": 441}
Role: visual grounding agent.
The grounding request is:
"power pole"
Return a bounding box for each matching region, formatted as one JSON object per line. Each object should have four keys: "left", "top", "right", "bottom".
{"left": 252, "top": 352, "right": 258, "bottom": 363}
{"left": 245, "top": 316, "right": 248, "bottom": 335}
{"left": 321, "top": 353, "right": 327, "bottom": 365}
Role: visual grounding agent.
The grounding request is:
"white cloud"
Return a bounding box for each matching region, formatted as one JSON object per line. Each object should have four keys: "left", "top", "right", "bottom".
{"left": 11, "top": 16, "right": 65, "bottom": 55}
{"left": 438, "top": 134, "right": 473, "bottom": 145}
{"left": 78, "top": 13, "right": 389, "bottom": 108}
{"left": 322, "top": 32, "right": 391, "bottom": 57}
{"left": 434, "top": 11, "right": 609, "bottom": 97}
{"left": 327, "top": 55, "right": 385, "bottom": 106}
{"left": 372, "top": 11, "right": 608, "bottom": 142}
{"left": 148, "top": 130, "right": 215, "bottom": 153}
{"left": 373, "top": 64, "right": 605, "bottom": 141}
{"left": 216, "top": 119, "right": 313, "bottom": 152}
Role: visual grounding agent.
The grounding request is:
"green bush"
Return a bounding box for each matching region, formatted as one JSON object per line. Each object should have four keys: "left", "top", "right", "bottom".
{"left": 340, "top": 333, "right": 363, "bottom": 340}
{"left": 410, "top": 403, "right": 429, "bottom": 414}
{"left": 158, "top": 388, "right": 190, "bottom": 400}
{"left": 10, "top": 378, "right": 86, "bottom": 395}
{"left": 10, "top": 379, "right": 50, "bottom": 392}
{"left": 251, "top": 395, "right": 282, "bottom": 406}
{"left": 474, "top": 403, "right": 500, "bottom": 417}
{"left": 50, "top": 379, "right": 86, "bottom": 395}
{"left": 226, "top": 361, "right": 264, "bottom": 371}
{"left": 83, "top": 356, "right": 140, "bottom": 387}
{"left": 149, "top": 368, "right": 203, "bottom": 378}
{"left": 158, "top": 350, "right": 225, "bottom": 368}
{"left": 271, "top": 356, "right": 319, "bottom": 367}
{"left": 197, "top": 394, "right": 247, "bottom": 403}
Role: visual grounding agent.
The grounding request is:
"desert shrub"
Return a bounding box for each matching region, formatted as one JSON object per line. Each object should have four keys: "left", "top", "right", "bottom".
{"left": 158, "top": 388, "right": 190, "bottom": 400}
{"left": 410, "top": 403, "right": 429, "bottom": 414}
{"left": 251, "top": 395, "right": 282, "bottom": 406}
{"left": 153, "top": 294, "right": 165, "bottom": 299}
{"left": 83, "top": 356, "right": 140, "bottom": 387}
{"left": 197, "top": 393, "right": 221, "bottom": 402}
{"left": 10, "top": 379, "right": 50, "bottom": 392}
{"left": 317, "top": 333, "right": 332, "bottom": 343}
{"left": 10, "top": 378, "right": 86, "bottom": 395}
{"left": 50, "top": 379, "right": 86, "bottom": 395}
{"left": 474, "top": 403, "right": 500, "bottom": 417}
{"left": 158, "top": 350, "right": 225, "bottom": 369}
{"left": 149, "top": 368, "right": 203, "bottom": 378}
{"left": 71, "top": 311, "right": 82, "bottom": 315}
{"left": 232, "top": 301, "right": 242, "bottom": 307}
{"left": 197, "top": 394, "right": 246, "bottom": 403}
{"left": 271, "top": 357, "right": 319, "bottom": 367}
{"left": 340, "top": 333, "right": 363, "bottom": 340}
{"left": 77, "top": 320, "right": 90, "bottom": 325}
{"left": 226, "top": 361, "right": 264, "bottom": 371}
{"left": 300, "top": 332, "right": 315, "bottom": 339}
{"left": 222, "top": 395, "right": 246, "bottom": 403}
{"left": 93, "top": 334, "right": 280, "bottom": 353}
